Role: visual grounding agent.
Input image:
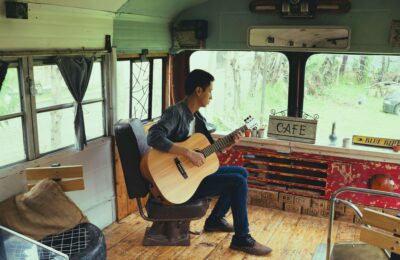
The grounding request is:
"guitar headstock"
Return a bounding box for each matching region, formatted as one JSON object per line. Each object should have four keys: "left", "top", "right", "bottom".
{"left": 244, "top": 116, "right": 258, "bottom": 130}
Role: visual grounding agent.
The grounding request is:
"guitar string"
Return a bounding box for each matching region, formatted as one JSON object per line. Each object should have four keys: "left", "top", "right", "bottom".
{"left": 201, "top": 125, "right": 247, "bottom": 157}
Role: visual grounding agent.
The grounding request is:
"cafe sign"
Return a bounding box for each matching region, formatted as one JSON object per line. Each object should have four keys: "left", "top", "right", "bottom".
{"left": 267, "top": 115, "right": 317, "bottom": 144}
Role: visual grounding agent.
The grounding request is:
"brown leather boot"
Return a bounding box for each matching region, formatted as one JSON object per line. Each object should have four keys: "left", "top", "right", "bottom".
{"left": 230, "top": 234, "right": 272, "bottom": 256}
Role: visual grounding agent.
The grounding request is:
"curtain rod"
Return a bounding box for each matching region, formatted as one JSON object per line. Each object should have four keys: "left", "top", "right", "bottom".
{"left": 0, "top": 48, "right": 109, "bottom": 58}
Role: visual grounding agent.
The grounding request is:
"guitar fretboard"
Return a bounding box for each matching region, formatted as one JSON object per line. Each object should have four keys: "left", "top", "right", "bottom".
{"left": 200, "top": 125, "right": 248, "bottom": 157}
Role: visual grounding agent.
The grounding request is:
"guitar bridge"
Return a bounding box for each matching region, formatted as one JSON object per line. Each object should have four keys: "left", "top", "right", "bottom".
{"left": 174, "top": 158, "right": 188, "bottom": 179}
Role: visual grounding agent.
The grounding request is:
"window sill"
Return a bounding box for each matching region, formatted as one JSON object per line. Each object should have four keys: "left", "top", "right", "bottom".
{"left": 212, "top": 134, "right": 400, "bottom": 164}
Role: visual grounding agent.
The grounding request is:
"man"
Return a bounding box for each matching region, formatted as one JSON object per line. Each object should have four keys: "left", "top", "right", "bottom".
{"left": 147, "top": 69, "right": 272, "bottom": 256}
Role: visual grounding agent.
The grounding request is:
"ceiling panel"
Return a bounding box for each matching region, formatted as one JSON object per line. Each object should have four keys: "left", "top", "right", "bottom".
{"left": 23, "top": 0, "right": 127, "bottom": 12}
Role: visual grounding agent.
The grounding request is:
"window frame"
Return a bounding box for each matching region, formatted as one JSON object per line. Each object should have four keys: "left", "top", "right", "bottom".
{"left": 0, "top": 54, "right": 108, "bottom": 168}
{"left": 302, "top": 52, "right": 400, "bottom": 144}
{"left": 0, "top": 59, "right": 29, "bottom": 166}
{"left": 117, "top": 57, "right": 167, "bottom": 122}
{"left": 30, "top": 57, "right": 107, "bottom": 156}
{"left": 188, "top": 50, "right": 291, "bottom": 132}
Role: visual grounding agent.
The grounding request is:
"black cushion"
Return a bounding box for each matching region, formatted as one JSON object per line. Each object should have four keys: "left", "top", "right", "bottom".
{"left": 146, "top": 198, "right": 209, "bottom": 220}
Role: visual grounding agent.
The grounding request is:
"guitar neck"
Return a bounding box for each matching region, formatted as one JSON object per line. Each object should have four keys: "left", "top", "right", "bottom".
{"left": 201, "top": 125, "right": 247, "bottom": 157}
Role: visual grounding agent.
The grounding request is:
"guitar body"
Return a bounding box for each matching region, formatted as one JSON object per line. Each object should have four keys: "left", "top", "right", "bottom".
{"left": 140, "top": 133, "right": 220, "bottom": 204}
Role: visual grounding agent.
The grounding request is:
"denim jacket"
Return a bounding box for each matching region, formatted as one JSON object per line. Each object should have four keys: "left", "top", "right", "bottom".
{"left": 147, "top": 100, "right": 214, "bottom": 152}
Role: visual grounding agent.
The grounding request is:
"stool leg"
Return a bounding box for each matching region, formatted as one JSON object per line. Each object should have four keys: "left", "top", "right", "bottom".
{"left": 143, "top": 221, "right": 191, "bottom": 246}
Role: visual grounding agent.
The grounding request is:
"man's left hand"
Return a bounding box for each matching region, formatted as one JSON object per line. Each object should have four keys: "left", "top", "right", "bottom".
{"left": 222, "top": 131, "right": 243, "bottom": 152}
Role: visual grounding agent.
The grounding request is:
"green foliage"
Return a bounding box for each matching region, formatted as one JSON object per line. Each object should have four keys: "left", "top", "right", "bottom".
{"left": 0, "top": 69, "right": 21, "bottom": 126}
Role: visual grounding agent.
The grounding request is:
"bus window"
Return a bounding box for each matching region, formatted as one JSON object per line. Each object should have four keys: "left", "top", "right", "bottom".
{"left": 0, "top": 66, "right": 25, "bottom": 166}
{"left": 34, "top": 61, "right": 105, "bottom": 154}
{"left": 304, "top": 54, "right": 400, "bottom": 144}
{"left": 82, "top": 63, "right": 105, "bottom": 140}
{"left": 190, "top": 51, "right": 289, "bottom": 133}
{"left": 152, "top": 58, "right": 163, "bottom": 119}
{"left": 116, "top": 58, "right": 165, "bottom": 121}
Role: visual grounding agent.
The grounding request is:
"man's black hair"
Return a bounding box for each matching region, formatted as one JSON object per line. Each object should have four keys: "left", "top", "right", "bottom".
{"left": 185, "top": 69, "right": 214, "bottom": 96}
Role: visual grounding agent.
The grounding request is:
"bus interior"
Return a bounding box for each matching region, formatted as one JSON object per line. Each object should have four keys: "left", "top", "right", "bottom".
{"left": 0, "top": 0, "right": 400, "bottom": 259}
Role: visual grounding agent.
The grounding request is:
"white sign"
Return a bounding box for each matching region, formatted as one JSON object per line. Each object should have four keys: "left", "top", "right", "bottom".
{"left": 267, "top": 115, "right": 317, "bottom": 144}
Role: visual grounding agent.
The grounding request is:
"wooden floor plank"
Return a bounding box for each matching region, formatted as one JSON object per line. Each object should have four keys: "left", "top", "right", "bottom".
{"left": 103, "top": 213, "right": 145, "bottom": 250}
{"left": 104, "top": 204, "right": 361, "bottom": 260}
{"left": 206, "top": 206, "right": 282, "bottom": 260}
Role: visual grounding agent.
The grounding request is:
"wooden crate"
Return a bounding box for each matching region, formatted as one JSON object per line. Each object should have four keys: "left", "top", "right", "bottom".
{"left": 285, "top": 203, "right": 302, "bottom": 214}
{"left": 279, "top": 193, "right": 294, "bottom": 204}
{"left": 294, "top": 196, "right": 311, "bottom": 208}
{"left": 334, "top": 203, "right": 346, "bottom": 214}
{"left": 302, "top": 207, "right": 320, "bottom": 217}
{"left": 266, "top": 200, "right": 284, "bottom": 210}
{"left": 311, "top": 198, "right": 329, "bottom": 210}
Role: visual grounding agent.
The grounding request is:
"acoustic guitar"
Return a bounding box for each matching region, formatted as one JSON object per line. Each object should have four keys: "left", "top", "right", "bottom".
{"left": 140, "top": 116, "right": 257, "bottom": 204}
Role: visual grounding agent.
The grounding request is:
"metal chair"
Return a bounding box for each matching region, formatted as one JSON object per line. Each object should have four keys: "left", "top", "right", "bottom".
{"left": 315, "top": 187, "right": 400, "bottom": 260}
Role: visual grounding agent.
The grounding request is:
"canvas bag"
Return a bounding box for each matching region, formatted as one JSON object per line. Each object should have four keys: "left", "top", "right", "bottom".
{"left": 0, "top": 178, "right": 88, "bottom": 240}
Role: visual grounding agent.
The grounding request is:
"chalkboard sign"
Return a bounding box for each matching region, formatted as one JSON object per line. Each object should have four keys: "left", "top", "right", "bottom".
{"left": 267, "top": 115, "right": 317, "bottom": 144}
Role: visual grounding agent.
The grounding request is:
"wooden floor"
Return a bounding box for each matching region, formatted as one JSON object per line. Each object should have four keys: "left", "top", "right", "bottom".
{"left": 103, "top": 204, "right": 360, "bottom": 260}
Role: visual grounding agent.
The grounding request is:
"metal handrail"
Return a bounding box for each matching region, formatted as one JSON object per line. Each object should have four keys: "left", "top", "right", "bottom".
{"left": 326, "top": 187, "right": 400, "bottom": 260}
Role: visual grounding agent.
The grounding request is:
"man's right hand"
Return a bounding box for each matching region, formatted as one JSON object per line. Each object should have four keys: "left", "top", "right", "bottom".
{"left": 187, "top": 150, "right": 205, "bottom": 167}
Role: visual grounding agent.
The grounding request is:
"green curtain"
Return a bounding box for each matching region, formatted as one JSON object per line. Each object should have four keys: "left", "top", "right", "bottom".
{"left": 56, "top": 56, "right": 94, "bottom": 151}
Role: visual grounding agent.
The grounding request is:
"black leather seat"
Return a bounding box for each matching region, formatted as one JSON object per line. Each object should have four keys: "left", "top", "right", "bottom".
{"left": 114, "top": 119, "right": 209, "bottom": 246}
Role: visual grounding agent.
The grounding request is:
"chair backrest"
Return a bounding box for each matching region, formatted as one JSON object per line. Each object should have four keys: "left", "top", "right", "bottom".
{"left": 114, "top": 118, "right": 150, "bottom": 199}
{"left": 25, "top": 165, "right": 84, "bottom": 192}
{"left": 360, "top": 208, "right": 400, "bottom": 254}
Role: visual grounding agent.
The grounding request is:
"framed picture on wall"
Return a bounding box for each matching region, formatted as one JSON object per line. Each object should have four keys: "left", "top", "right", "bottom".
{"left": 390, "top": 20, "right": 400, "bottom": 47}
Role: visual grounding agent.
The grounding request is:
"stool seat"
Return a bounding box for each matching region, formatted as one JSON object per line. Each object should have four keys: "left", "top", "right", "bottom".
{"left": 146, "top": 198, "right": 209, "bottom": 220}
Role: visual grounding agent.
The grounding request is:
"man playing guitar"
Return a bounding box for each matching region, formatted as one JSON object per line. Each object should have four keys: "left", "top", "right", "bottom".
{"left": 147, "top": 69, "right": 272, "bottom": 256}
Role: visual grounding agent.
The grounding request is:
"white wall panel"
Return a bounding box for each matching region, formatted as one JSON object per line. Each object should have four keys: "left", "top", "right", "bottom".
{"left": 0, "top": 1, "right": 114, "bottom": 50}
{"left": 0, "top": 138, "right": 116, "bottom": 228}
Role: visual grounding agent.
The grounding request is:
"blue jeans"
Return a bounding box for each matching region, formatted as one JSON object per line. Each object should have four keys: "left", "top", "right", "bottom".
{"left": 191, "top": 166, "right": 249, "bottom": 236}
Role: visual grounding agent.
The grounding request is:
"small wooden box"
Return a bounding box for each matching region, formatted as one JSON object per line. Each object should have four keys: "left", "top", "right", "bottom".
{"left": 334, "top": 203, "right": 346, "bottom": 214}
{"left": 311, "top": 198, "right": 329, "bottom": 210}
{"left": 279, "top": 193, "right": 294, "bottom": 204}
{"left": 303, "top": 207, "right": 320, "bottom": 217}
{"left": 294, "top": 196, "right": 311, "bottom": 208}
{"left": 267, "top": 200, "right": 284, "bottom": 210}
{"left": 262, "top": 190, "right": 279, "bottom": 201}
{"left": 285, "top": 203, "right": 302, "bottom": 214}
{"left": 319, "top": 208, "right": 331, "bottom": 218}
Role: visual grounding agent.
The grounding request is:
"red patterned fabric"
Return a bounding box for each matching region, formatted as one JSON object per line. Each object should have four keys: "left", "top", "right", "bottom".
{"left": 218, "top": 146, "right": 400, "bottom": 209}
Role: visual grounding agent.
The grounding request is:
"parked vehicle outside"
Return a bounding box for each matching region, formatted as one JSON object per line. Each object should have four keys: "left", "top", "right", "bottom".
{"left": 383, "top": 91, "right": 400, "bottom": 115}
